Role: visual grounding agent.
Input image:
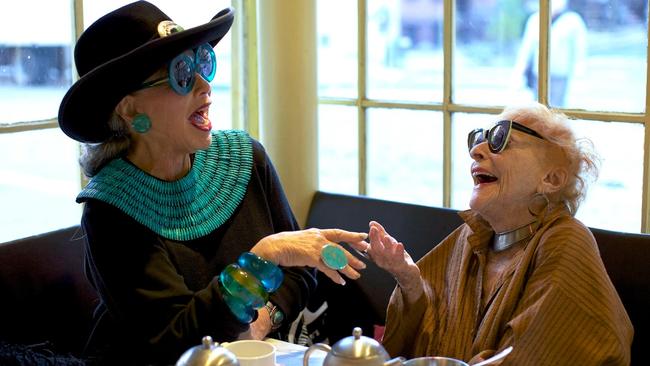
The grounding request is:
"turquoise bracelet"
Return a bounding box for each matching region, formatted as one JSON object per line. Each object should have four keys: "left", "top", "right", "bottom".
{"left": 219, "top": 252, "right": 284, "bottom": 323}
{"left": 219, "top": 264, "right": 268, "bottom": 309}
{"left": 219, "top": 281, "right": 256, "bottom": 323}
{"left": 238, "top": 252, "right": 284, "bottom": 292}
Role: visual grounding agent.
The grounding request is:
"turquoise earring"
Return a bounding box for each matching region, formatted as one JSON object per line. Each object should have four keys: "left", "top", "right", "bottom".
{"left": 131, "top": 113, "right": 152, "bottom": 133}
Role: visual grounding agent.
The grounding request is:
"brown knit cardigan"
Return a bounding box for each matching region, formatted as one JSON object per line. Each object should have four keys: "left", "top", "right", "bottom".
{"left": 383, "top": 207, "right": 633, "bottom": 365}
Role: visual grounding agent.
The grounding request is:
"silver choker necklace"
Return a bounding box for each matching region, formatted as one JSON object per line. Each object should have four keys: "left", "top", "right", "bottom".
{"left": 492, "top": 221, "right": 540, "bottom": 252}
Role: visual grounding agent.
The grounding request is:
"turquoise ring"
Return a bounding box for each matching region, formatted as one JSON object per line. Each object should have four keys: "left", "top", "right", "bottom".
{"left": 321, "top": 244, "right": 348, "bottom": 270}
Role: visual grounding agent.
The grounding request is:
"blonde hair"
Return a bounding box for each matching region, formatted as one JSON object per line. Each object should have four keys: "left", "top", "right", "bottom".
{"left": 500, "top": 102, "right": 600, "bottom": 215}
{"left": 79, "top": 112, "right": 132, "bottom": 177}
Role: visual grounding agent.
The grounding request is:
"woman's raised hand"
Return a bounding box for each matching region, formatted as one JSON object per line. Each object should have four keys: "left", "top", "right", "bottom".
{"left": 368, "top": 221, "right": 420, "bottom": 289}
{"left": 251, "top": 228, "right": 369, "bottom": 285}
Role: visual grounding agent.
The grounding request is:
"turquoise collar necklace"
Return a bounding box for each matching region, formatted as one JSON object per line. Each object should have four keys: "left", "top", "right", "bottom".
{"left": 77, "top": 130, "right": 253, "bottom": 241}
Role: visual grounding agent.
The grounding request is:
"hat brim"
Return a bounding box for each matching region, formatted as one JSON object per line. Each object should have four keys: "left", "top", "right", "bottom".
{"left": 58, "top": 7, "right": 235, "bottom": 143}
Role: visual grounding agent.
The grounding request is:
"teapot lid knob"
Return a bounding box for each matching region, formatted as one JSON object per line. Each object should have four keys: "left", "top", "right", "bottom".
{"left": 202, "top": 336, "right": 214, "bottom": 348}
{"left": 353, "top": 327, "right": 362, "bottom": 340}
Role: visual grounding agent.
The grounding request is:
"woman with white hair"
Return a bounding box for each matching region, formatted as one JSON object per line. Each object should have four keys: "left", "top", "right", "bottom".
{"left": 369, "top": 102, "right": 632, "bottom": 365}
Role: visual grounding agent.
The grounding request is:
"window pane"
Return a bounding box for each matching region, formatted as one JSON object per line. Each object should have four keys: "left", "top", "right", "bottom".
{"left": 317, "top": 0, "right": 358, "bottom": 98}
{"left": 0, "top": 0, "right": 73, "bottom": 123}
{"left": 569, "top": 0, "right": 647, "bottom": 112}
{"left": 451, "top": 113, "right": 492, "bottom": 210}
{"left": 455, "top": 0, "right": 648, "bottom": 112}
{"left": 568, "top": 120, "right": 643, "bottom": 232}
{"left": 517, "top": 1, "right": 648, "bottom": 111}
{"left": 318, "top": 105, "right": 358, "bottom": 194}
{"left": 367, "top": 109, "right": 442, "bottom": 206}
{"left": 0, "top": 129, "right": 81, "bottom": 242}
{"left": 83, "top": 0, "right": 234, "bottom": 129}
{"left": 367, "top": 0, "right": 443, "bottom": 102}
{"left": 455, "top": 1, "right": 529, "bottom": 106}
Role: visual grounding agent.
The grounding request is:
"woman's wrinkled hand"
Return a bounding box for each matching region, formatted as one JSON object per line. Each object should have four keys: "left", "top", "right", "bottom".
{"left": 251, "top": 228, "right": 370, "bottom": 285}
{"left": 246, "top": 309, "right": 271, "bottom": 340}
{"left": 368, "top": 221, "right": 421, "bottom": 290}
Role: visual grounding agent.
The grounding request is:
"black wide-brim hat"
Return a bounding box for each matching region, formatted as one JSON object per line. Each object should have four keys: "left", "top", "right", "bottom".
{"left": 58, "top": 1, "right": 234, "bottom": 143}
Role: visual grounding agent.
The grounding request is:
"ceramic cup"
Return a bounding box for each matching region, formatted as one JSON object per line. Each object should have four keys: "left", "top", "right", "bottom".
{"left": 224, "top": 340, "right": 276, "bottom": 366}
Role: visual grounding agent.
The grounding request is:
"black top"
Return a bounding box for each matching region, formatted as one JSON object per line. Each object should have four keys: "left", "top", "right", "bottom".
{"left": 80, "top": 138, "right": 316, "bottom": 365}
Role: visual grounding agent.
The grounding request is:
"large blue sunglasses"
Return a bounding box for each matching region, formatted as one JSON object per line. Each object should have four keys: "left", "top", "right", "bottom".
{"left": 138, "top": 43, "right": 216, "bottom": 95}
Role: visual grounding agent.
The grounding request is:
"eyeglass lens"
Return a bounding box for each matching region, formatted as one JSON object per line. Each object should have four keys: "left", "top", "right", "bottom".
{"left": 468, "top": 130, "right": 485, "bottom": 151}
{"left": 488, "top": 122, "right": 509, "bottom": 152}
{"left": 172, "top": 56, "right": 193, "bottom": 90}
{"left": 195, "top": 44, "right": 216, "bottom": 82}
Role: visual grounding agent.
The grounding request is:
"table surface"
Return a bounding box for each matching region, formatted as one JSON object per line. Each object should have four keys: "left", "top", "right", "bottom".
{"left": 266, "top": 338, "right": 327, "bottom": 366}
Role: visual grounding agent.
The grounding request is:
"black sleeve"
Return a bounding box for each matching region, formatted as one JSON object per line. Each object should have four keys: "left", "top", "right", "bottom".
{"left": 250, "top": 139, "right": 318, "bottom": 325}
{"left": 82, "top": 200, "right": 248, "bottom": 360}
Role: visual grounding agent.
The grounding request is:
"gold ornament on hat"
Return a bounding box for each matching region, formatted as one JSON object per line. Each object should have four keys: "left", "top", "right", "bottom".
{"left": 157, "top": 20, "right": 185, "bottom": 38}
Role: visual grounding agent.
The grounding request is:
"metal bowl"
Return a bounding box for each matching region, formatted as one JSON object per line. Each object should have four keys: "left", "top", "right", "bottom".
{"left": 403, "top": 357, "right": 469, "bottom": 366}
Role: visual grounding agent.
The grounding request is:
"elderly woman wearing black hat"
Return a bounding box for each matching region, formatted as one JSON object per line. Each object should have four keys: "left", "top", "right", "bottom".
{"left": 57, "top": 2, "right": 368, "bottom": 365}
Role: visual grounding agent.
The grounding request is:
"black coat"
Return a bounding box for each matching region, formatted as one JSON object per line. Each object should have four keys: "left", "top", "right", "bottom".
{"left": 79, "top": 136, "right": 316, "bottom": 365}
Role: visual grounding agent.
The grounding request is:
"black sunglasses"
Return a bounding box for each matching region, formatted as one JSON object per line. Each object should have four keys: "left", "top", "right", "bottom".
{"left": 467, "top": 120, "right": 545, "bottom": 154}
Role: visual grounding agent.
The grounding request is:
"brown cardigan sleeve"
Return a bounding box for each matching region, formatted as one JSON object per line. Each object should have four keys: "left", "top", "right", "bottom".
{"left": 382, "top": 278, "right": 434, "bottom": 357}
{"left": 382, "top": 227, "right": 466, "bottom": 358}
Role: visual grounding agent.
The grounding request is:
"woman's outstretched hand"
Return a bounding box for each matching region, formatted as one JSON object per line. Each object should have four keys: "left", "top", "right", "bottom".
{"left": 368, "top": 221, "right": 422, "bottom": 299}
{"left": 251, "top": 228, "right": 369, "bottom": 285}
